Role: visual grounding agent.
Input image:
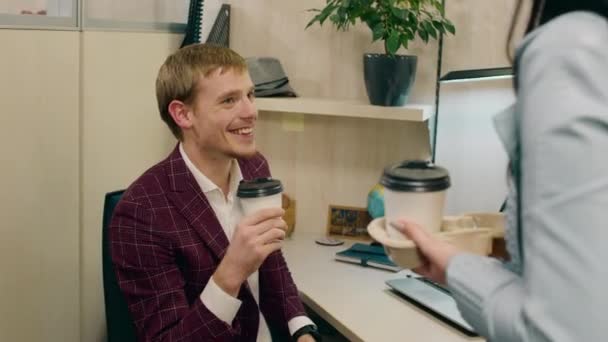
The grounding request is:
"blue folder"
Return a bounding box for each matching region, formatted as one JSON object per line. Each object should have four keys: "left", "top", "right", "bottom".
{"left": 335, "top": 243, "right": 400, "bottom": 272}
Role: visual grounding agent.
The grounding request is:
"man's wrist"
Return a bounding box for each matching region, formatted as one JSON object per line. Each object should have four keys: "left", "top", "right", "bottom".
{"left": 199, "top": 277, "right": 242, "bottom": 324}
{"left": 292, "top": 324, "right": 321, "bottom": 342}
{"left": 213, "top": 262, "right": 244, "bottom": 298}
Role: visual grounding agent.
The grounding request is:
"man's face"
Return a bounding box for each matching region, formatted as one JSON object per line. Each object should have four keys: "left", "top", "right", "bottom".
{"left": 186, "top": 68, "right": 257, "bottom": 160}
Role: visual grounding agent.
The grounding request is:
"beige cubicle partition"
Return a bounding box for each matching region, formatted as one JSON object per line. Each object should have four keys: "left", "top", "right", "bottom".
{"left": 80, "top": 31, "right": 181, "bottom": 342}
{"left": 442, "top": 0, "right": 530, "bottom": 72}
{"left": 0, "top": 29, "right": 80, "bottom": 342}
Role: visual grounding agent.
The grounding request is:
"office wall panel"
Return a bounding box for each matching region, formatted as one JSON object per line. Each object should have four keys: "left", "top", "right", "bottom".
{"left": 0, "top": 29, "right": 80, "bottom": 342}
{"left": 80, "top": 31, "right": 180, "bottom": 341}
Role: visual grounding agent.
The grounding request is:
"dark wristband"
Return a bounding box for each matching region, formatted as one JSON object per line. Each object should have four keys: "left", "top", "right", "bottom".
{"left": 292, "top": 324, "right": 321, "bottom": 341}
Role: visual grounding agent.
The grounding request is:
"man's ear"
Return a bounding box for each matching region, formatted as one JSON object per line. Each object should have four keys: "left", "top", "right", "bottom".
{"left": 168, "top": 100, "right": 194, "bottom": 130}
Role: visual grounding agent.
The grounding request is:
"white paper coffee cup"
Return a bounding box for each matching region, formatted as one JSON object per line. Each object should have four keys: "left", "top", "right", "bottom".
{"left": 381, "top": 160, "right": 450, "bottom": 240}
{"left": 237, "top": 177, "right": 283, "bottom": 216}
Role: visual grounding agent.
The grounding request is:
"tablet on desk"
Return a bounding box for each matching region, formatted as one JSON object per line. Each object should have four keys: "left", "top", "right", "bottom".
{"left": 386, "top": 276, "right": 478, "bottom": 337}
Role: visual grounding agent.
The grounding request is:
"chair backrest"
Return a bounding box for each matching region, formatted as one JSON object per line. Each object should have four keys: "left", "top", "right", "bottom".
{"left": 102, "top": 190, "right": 137, "bottom": 342}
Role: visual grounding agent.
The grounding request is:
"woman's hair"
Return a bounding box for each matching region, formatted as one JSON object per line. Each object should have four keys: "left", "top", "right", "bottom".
{"left": 507, "top": 0, "right": 608, "bottom": 60}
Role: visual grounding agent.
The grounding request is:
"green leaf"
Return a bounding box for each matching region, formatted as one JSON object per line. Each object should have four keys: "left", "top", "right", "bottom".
{"left": 387, "top": 30, "right": 401, "bottom": 55}
{"left": 390, "top": 7, "right": 407, "bottom": 20}
{"left": 432, "top": 20, "right": 446, "bottom": 33}
{"left": 431, "top": 0, "right": 445, "bottom": 16}
{"left": 418, "top": 28, "right": 429, "bottom": 43}
{"left": 430, "top": 0, "right": 441, "bottom": 10}
{"left": 400, "top": 33, "right": 410, "bottom": 50}
{"left": 404, "top": 28, "right": 415, "bottom": 40}
{"left": 305, "top": 16, "right": 319, "bottom": 29}
{"left": 330, "top": 13, "right": 340, "bottom": 25}
{"left": 444, "top": 20, "right": 456, "bottom": 34}
{"left": 423, "top": 20, "right": 437, "bottom": 39}
{"left": 408, "top": 11, "right": 418, "bottom": 26}
{"left": 363, "top": 12, "right": 382, "bottom": 27}
{"left": 318, "top": 4, "right": 337, "bottom": 25}
{"left": 372, "top": 22, "right": 385, "bottom": 41}
{"left": 411, "top": 0, "right": 421, "bottom": 11}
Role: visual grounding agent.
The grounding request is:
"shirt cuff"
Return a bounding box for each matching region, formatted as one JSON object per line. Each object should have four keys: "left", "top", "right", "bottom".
{"left": 199, "top": 277, "right": 242, "bottom": 324}
{"left": 288, "top": 316, "right": 316, "bottom": 336}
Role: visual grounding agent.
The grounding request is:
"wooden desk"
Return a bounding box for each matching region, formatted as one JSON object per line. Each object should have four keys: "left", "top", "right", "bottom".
{"left": 283, "top": 234, "right": 485, "bottom": 342}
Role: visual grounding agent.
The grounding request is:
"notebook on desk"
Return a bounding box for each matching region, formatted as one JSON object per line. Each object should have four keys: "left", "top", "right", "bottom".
{"left": 386, "top": 276, "right": 478, "bottom": 337}
{"left": 335, "top": 243, "right": 400, "bottom": 272}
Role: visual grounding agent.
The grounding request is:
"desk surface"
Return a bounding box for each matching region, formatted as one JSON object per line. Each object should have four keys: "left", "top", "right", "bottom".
{"left": 283, "top": 234, "right": 484, "bottom": 342}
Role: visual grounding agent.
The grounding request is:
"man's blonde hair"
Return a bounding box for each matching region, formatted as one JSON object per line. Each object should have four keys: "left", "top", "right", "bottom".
{"left": 156, "top": 44, "right": 248, "bottom": 140}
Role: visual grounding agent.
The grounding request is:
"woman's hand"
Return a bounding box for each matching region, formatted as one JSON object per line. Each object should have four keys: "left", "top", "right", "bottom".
{"left": 391, "top": 219, "right": 462, "bottom": 285}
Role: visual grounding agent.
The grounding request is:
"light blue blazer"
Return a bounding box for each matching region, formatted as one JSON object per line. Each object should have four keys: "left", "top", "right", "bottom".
{"left": 446, "top": 11, "right": 608, "bottom": 342}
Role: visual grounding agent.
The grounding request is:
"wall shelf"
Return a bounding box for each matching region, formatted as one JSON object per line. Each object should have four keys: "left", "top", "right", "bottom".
{"left": 255, "top": 97, "right": 433, "bottom": 122}
{"left": 439, "top": 67, "right": 513, "bottom": 83}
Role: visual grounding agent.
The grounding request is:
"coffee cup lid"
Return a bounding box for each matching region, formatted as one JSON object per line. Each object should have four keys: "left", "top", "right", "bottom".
{"left": 237, "top": 177, "right": 283, "bottom": 198}
{"left": 380, "top": 160, "right": 450, "bottom": 192}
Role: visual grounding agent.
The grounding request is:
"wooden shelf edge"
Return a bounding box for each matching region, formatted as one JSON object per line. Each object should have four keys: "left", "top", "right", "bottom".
{"left": 256, "top": 97, "right": 433, "bottom": 122}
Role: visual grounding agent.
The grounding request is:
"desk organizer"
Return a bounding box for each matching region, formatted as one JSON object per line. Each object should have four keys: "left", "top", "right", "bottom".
{"left": 461, "top": 212, "right": 505, "bottom": 238}
{"left": 367, "top": 213, "right": 504, "bottom": 269}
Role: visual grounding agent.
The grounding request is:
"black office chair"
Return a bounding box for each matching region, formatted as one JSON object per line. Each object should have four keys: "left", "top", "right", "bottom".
{"left": 102, "top": 190, "right": 137, "bottom": 342}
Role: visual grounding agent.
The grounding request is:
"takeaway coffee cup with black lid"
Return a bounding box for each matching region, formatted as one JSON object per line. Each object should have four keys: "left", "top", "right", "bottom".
{"left": 237, "top": 177, "right": 283, "bottom": 215}
{"left": 380, "top": 160, "right": 450, "bottom": 240}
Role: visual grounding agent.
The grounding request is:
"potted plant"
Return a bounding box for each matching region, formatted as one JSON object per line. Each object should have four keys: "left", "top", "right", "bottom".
{"left": 306, "top": 0, "right": 455, "bottom": 106}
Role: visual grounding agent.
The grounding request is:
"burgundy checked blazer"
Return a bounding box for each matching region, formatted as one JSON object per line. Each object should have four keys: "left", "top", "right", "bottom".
{"left": 110, "top": 146, "right": 306, "bottom": 341}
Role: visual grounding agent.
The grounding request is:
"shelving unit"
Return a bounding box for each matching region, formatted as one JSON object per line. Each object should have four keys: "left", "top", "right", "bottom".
{"left": 255, "top": 97, "right": 433, "bottom": 122}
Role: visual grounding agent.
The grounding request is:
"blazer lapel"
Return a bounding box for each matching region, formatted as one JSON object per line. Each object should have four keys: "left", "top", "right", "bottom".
{"left": 164, "top": 146, "right": 230, "bottom": 260}
{"left": 237, "top": 153, "right": 268, "bottom": 180}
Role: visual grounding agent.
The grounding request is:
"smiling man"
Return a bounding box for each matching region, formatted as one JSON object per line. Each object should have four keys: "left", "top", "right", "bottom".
{"left": 110, "top": 44, "right": 318, "bottom": 342}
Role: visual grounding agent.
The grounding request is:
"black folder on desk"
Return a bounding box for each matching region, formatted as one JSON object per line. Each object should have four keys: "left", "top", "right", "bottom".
{"left": 335, "top": 243, "right": 400, "bottom": 272}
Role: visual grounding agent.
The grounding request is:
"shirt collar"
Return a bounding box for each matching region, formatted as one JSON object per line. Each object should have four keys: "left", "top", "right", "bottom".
{"left": 493, "top": 103, "right": 518, "bottom": 162}
{"left": 179, "top": 143, "right": 243, "bottom": 197}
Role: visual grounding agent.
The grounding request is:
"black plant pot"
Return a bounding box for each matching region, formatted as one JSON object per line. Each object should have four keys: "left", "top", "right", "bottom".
{"left": 363, "top": 54, "right": 417, "bottom": 106}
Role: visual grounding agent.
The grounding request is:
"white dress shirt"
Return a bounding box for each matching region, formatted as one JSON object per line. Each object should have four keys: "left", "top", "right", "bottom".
{"left": 179, "top": 144, "right": 313, "bottom": 341}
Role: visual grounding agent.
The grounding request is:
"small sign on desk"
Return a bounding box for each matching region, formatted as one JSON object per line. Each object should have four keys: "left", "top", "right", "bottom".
{"left": 326, "top": 205, "right": 372, "bottom": 241}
